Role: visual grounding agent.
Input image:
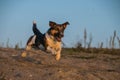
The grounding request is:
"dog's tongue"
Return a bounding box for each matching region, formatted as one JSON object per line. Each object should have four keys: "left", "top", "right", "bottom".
{"left": 56, "top": 37, "right": 61, "bottom": 42}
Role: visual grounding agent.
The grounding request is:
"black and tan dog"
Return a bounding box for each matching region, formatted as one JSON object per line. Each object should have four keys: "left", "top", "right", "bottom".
{"left": 25, "top": 21, "right": 69, "bottom": 60}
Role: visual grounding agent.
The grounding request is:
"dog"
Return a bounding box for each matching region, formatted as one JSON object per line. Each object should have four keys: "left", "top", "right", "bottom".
{"left": 25, "top": 21, "right": 69, "bottom": 60}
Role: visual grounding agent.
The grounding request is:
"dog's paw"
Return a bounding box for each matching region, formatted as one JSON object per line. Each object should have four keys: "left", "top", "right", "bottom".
{"left": 21, "top": 51, "right": 27, "bottom": 57}
{"left": 55, "top": 53, "right": 61, "bottom": 61}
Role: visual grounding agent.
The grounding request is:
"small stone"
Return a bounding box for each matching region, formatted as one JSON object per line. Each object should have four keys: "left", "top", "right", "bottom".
{"left": 29, "top": 74, "right": 33, "bottom": 77}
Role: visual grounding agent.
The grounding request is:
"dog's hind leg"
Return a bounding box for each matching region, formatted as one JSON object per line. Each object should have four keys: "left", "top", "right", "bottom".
{"left": 26, "top": 35, "right": 36, "bottom": 50}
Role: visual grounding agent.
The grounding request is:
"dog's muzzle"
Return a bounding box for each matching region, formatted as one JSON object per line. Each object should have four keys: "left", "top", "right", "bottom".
{"left": 55, "top": 32, "right": 64, "bottom": 42}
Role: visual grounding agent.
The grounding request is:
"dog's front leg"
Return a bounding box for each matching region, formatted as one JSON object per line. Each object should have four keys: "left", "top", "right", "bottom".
{"left": 46, "top": 46, "right": 61, "bottom": 61}
{"left": 55, "top": 47, "right": 61, "bottom": 61}
{"left": 55, "top": 51, "right": 61, "bottom": 61}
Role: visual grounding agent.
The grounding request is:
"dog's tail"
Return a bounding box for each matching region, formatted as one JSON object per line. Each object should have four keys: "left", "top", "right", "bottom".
{"left": 32, "top": 21, "right": 45, "bottom": 46}
{"left": 33, "top": 21, "right": 43, "bottom": 37}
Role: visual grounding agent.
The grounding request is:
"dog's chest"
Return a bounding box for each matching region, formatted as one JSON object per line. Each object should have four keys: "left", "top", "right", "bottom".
{"left": 45, "top": 33, "right": 61, "bottom": 52}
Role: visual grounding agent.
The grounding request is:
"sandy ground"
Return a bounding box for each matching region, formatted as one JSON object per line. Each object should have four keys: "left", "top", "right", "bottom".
{"left": 0, "top": 48, "right": 120, "bottom": 80}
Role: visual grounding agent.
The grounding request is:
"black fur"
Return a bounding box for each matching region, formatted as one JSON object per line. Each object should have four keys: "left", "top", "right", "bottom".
{"left": 27, "top": 21, "right": 69, "bottom": 50}
{"left": 32, "top": 23, "right": 45, "bottom": 48}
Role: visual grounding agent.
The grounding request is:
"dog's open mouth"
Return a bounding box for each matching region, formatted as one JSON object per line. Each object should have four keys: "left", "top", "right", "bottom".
{"left": 56, "top": 37, "right": 61, "bottom": 42}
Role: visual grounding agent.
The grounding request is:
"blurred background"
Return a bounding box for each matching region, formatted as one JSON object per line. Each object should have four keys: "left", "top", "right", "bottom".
{"left": 0, "top": 0, "right": 120, "bottom": 48}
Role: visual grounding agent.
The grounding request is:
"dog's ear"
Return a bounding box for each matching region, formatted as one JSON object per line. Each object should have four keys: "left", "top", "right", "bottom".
{"left": 49, "top": 21, "right": 56, "bottom": 28}
{"left": 62, "top": 22, "right": 70, "bottom": 29}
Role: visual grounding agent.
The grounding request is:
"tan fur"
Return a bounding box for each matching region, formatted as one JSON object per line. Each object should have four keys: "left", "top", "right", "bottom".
{"left": 21, "top": 51, "right": 27, "bottom": 57}
{"left": 26, "top": 35, "right": 36, "bottom": 50}
{"left": 26, "top": 45, "right": 32, "bottom": 50}
{"left": 51, "top": 29, "right": 58, "bottom": 35}
{"left": 55, "top": 51, "right": 61, "bottom": 61}
{"left": 45, "top": 33, "right": 61, "bottom": 60}
{"left": 25, "top": 21, "right": 69, "bottom": 61}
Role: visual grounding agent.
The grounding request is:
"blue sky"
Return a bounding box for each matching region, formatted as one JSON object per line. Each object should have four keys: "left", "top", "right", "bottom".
{"left": 0, "top": 0, "right": 120, "bottom": 48}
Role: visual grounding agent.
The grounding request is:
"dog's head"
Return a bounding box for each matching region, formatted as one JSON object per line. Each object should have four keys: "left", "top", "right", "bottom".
{"left": 48, "top": 21, "right": 69, "bottom": 42}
